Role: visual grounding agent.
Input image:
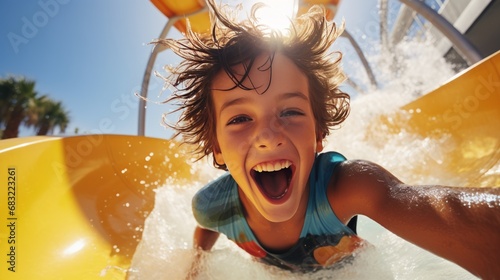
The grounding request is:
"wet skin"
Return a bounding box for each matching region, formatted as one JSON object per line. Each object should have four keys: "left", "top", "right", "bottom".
{"left": 211, "top": 53, "right": 323, "bottom": 231}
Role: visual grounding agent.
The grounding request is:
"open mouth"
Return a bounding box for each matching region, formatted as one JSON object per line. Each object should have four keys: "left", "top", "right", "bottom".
{"left": 251, "top": 160, "right": 293, "bottom": 201}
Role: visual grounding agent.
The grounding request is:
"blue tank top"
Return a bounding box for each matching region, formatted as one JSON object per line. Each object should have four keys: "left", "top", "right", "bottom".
{"left": 192, "top": 152, "right": 363, "bottom": 271}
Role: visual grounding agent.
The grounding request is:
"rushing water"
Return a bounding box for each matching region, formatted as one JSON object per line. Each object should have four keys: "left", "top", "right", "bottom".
{"left": 128, "top": 40, "right": 483, "bottom": 279}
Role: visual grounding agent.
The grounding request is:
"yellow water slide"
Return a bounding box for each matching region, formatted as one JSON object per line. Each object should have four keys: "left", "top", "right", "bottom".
{"left": 0, "top": 51, "right": 498, "bottom": 279}
{"left": 375, "top": 50, "right": 500, "bottom": 186}
{"left": 0, "top": 135, "right": 196, "bottom": 279}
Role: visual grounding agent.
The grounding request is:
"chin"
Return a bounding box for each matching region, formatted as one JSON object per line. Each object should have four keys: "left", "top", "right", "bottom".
{"left": 259, "top": 200, "right": 299, "bottom": 223}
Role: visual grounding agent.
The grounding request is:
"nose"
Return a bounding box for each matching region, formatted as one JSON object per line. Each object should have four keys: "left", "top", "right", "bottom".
{"left": 253, "top": 117, "right": 285, "bottom": 150}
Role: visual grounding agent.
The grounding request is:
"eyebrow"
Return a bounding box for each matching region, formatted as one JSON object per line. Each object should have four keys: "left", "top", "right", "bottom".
{"left": 219, "top": 91, "right": 309, "bottom": 113}
{"left": 219, "top": 97, "right": 250, "bottom": 114}
{"left": 282, "top": 91, "right": 309, "bottom": 102}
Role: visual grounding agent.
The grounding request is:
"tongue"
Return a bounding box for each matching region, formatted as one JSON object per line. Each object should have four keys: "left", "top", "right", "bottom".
{"left": 258, "top": 169, "right": 289, "bottom": 199}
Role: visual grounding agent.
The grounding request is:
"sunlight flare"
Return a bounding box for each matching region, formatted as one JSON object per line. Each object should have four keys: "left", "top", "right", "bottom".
{"left": 253, "top": 0, "right": 298, "bottom": 34}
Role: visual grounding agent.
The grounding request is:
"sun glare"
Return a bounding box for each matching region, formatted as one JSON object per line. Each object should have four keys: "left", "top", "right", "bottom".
{"left": 253, "top": 0, "right": 298, "bottom": 34}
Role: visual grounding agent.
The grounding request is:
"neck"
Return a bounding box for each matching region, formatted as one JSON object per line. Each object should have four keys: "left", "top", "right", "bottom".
{"left": 240, "top": 185, "right": 309, "bottom": 223}
{"left": 238, "top": 185, "right": 310, "bottom": 252}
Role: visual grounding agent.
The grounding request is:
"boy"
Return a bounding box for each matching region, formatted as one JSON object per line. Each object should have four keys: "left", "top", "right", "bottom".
{"left": 156, "top": 0, "right": 500, "bottom": 278}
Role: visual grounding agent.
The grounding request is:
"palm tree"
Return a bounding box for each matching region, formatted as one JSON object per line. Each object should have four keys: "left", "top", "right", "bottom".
{"left": 1, "top": 76, "right": 71, "bottom": 138}
{"left": 33, "top": 96, "right": 70, "bottom": 136}
{"left": 0, "top": 77, "right": 38, "bottom": 139}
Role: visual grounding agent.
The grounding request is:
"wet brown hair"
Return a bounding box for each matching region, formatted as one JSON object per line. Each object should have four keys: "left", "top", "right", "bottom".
{"left": 156, "top": 0, "right": 350, "bottom": 170}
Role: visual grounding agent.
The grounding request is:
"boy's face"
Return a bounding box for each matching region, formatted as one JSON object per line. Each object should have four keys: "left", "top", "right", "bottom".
{"left": 211, "top": 53, "right": 323, "bottom": 223}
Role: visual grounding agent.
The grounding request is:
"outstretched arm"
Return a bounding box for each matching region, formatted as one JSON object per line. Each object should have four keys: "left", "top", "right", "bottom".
{"left": 330, "top": 160, "right": 500, "bottom": 279}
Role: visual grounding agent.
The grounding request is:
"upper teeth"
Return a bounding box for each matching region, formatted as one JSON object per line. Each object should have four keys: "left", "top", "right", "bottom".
{"left": 253, "top": 160, "right": 292, "bottom": 172}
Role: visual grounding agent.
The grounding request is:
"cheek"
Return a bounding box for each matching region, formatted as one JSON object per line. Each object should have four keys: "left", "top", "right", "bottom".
{"left": 218, "top": 124, "right": 254, "bottom": 153}
{"left": 220, "top": 140, "right": 250, "bottom": 170}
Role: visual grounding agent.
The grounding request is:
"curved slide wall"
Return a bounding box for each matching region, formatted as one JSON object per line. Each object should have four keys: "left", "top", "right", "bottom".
{"left": 0, "top": 135, "right": 195, "bottom": 279}
{"left": 376, "top": 50, "right": 500, "bottom": 186}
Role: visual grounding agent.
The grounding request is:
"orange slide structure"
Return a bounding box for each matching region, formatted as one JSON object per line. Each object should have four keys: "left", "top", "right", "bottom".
{"left": 0, "top": 50, "right": 498, "bottom": 280}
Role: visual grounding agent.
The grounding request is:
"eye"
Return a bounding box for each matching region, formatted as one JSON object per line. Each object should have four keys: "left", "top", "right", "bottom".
{"left": 280, "top": 109, "right": 304, "bottom": 117}
{"left": 227, "top": 115, "right": 252, "bottom": 125}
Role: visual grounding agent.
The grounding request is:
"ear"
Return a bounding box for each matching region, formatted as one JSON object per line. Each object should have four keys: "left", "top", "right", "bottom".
{"left": 316, "top": 132, "right": 324, "bottom": 153}
{"left": 213, "top": 142, "right": 225, "bottom": 166}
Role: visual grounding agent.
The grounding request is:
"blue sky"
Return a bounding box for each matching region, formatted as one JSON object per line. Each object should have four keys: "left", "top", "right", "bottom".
{"left": 1, "top": 0, "right": 377, "bottom": 139}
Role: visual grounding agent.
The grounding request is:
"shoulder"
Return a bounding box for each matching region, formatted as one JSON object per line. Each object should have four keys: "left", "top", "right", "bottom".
{"left": 192, "top": 173, "right": 236, "bottom": 228}
{"left": 335, "top": 159, "right": 401, "bottom": 188}
{"left": 328, "top": 159, "right": 402, "bottom": 221}
{"left": 312, "top": 151, "right": 346, "bottom": 179}
{"left": 193, "top": 173, "right": 234, "bottom": 205}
